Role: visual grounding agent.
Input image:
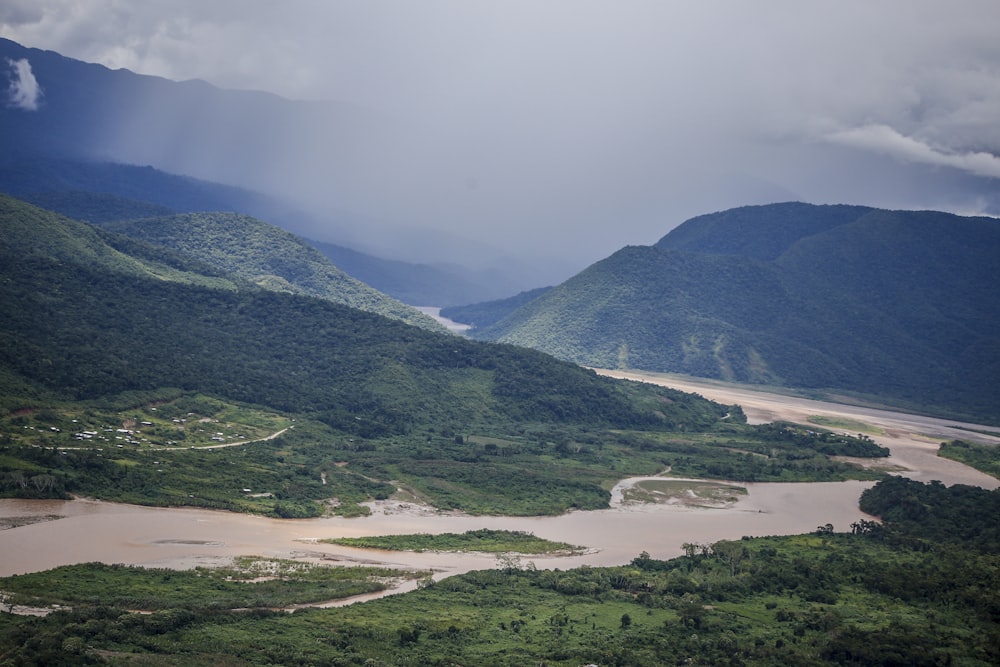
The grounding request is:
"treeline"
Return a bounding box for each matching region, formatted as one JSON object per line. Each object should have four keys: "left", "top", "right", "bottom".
{"left": 860, "top": 475, "right": 1000, "bottom": 552}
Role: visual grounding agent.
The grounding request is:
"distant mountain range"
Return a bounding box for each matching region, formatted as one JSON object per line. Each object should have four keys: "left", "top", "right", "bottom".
{"left": 0, "top": 38, "right": 544, "bottom": 301}
{"left": 310, "top": 240, "right": 529, "bottom": 307}
{"left": 456, "top": 202, "right": 1000, "bottom": 422}
{"left": 0, "top": 37, "right": 376, "bottom": 201}
{"left": 0, "top": 158, "right": 293, "bottom": 221}
{"left": 441, "top": 286, "right": 553, "bottom": 329}
{"left": 0, "top": 157, "right": 531, "bottom": 308}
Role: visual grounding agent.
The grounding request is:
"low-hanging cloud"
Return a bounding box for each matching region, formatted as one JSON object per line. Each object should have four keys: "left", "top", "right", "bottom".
{"left": 827, "top": 124, "right": 1000, "bottom": 180}
{"left": 6, "top": 57, "right": 41, "bottom": 110}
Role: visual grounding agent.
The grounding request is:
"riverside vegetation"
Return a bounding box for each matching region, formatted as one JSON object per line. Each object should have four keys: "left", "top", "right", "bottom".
{"left": 1, "top": 477, "right": 997, "bottom": 665}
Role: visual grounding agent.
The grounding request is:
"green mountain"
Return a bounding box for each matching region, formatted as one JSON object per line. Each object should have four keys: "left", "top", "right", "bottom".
{"left": 0, "top": 193, "right": 239, "bottom": 292}
{"left": 15, "top": 189, "right": 177, "bottom": 223}
{"left": 99, "top": 211, "right": 440, "bottom": 329}
{"left": 0, "top": 194, "right": 668, "bottom": 424}
{"left": 470, "top": 203, "right": 1000, "bottom": 422}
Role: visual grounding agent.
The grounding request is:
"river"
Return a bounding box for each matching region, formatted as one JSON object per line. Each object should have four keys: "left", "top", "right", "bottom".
{"left": 1, "top": 373, "right": 996, "bottom": 586}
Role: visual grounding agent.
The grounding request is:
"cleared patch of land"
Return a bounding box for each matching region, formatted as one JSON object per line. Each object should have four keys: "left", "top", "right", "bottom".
{"left": 3, "top": 393, "right": 292, "bottom": 450}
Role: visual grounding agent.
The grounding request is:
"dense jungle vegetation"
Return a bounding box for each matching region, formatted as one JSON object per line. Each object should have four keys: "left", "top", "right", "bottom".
{"left": 1, "top": 478, "right": 997, "bottom": 665}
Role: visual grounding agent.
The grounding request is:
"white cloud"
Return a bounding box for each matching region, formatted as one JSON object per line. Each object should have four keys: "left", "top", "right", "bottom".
{"left": 5, "top": 57, "right": 41, "bottom": 110}
{"left": 827, "top": 124, "right": 1000, "bottom": 180}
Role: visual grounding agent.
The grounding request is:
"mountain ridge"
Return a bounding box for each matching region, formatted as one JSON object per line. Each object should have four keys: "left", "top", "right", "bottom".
{"left": 101, "top": 211, "right": 440, "bottom": 329}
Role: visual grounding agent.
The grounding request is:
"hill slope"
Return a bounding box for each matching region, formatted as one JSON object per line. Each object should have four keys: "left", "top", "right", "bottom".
{"left": 101, "top": 211, "right": 440, "bottom": 329}
{"left": 0, "top": 193, "right": 725, "bottom": 433}
{"left": 472, "top": 203, "right": 1000, "bottom": 422}
{"left": 0, "top": 157, "right": 293, "bottom": 220}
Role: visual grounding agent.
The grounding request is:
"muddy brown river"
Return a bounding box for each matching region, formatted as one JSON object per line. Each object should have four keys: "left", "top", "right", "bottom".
{"left": 2, "top": 372, "right": 996, "bottom": 591}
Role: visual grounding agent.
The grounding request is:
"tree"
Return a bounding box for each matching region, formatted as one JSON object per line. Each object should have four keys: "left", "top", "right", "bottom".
{"left": 713, "top": 540, "right": 750, "bottom": 577}
{"left": 496, "top": 552, "right": 522, "bottom": 573}
{"left": 850, "top": 519, "right": 882, "bottom": 536}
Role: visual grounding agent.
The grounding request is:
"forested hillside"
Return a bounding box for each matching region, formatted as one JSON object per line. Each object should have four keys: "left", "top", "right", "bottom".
{"left": 101, "top": 211, "right": 439, "bottom": 328}
{"left": 0, "top": 158, "right": 523, "bottom": 308}
{"left": 0, "top": 195, "right": 682, "bottom": 432}
{"left": 0, "top": 158, "right": 290, "bottom": 220}
{"left": 469, "top": 203, "right": 1000, "bottom": 423}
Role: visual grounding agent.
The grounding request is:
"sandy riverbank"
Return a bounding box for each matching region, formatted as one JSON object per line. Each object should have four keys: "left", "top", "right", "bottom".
{"left": 598, "top": 369, "right": 1000, "bottom": 490}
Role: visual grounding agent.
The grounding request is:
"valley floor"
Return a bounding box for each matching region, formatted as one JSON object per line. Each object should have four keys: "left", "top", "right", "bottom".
{"left": 2, "top": 375, "right": 997, "bottom": 607}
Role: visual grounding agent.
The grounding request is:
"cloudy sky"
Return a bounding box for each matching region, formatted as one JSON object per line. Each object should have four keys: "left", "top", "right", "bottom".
{"left": 3, "top": 1, "right": 999, "bottom": 275}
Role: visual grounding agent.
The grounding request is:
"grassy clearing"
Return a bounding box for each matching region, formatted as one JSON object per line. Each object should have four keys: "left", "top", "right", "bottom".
{"left": 1, "top": 393, "right": 292, "bottom": 450}
{"left": 807, "top": 415, "right": 883, "bottom": 436}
